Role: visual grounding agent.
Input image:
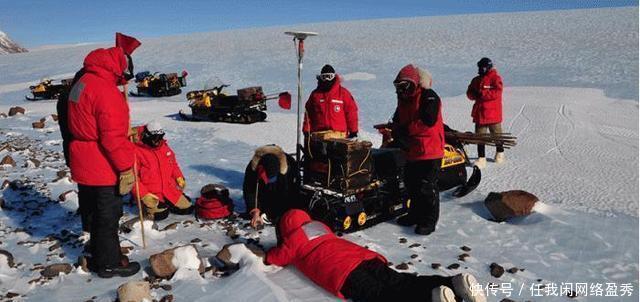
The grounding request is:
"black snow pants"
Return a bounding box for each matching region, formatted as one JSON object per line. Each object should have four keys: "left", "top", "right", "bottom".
{"left": 78, "top": 185, "right": 123, "bottom": 269}
{"left": 404, "top": 159, "right": 441, "bottom": 229}
{"left": 341, "top": 259, "right": 454, "bottom": 302}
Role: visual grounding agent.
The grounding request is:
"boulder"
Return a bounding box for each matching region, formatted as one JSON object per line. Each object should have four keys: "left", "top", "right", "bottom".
{"left": 215, "top": 243, "right": 265, "bottom": 270}
{"left": 32, "top": 121, "right": 45, "bottom": 129}
{"left": 8, "top": 107, "right": 25, "bottom": 116}
{"left": 40, "top": 263, "right": 73, "bottom": 277}
{"left": 25, "top": 158, "right": 41, "bottom": 168}
{"left": 484, "top": 190, "right": 538, "bottom": 222}
{"left": 149, "top": 245, "right": 204, "bottom": 278}
{"left": 490, "top": 262, "right": 505, "bottom": 278}
{"left": 0, "top": 155, "right": 16, "bottom": 167}
{"left": 117, "top": 281, "right": 151, "bottom": 302}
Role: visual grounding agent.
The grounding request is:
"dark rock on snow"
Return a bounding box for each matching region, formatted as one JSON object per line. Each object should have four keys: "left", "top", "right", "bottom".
{"left": 40, "top": 263, "right": 73, "bottom": 277}
{"left": 490, "top": 262, "right": 505, "bottom": 278}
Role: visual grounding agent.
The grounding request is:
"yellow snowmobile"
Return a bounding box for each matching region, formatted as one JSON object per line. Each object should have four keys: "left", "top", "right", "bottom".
{"left": 129, "top": 71, "right": 187, "bottom": 97}
{"left": 26, "top": 78, "right": 73, "bottom": 101}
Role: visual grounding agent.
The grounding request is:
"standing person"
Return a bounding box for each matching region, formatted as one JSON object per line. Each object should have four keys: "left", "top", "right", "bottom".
{"left": 303, "top": 64, "right": 359, "bottom": 138}
{"left": 242, "top": 145, "right": 299, "bottom": 229}
{"left": 390, "top": 64, "right": 444, "bottom": 235}
{"left": 67, "top": 35, "right": 141, "bottom": 278}
{"left": 265, "top": 209, "right": 486, "bottom": 302}
{"left": 466, "top": 57, "right": 505, "bottom": 168}
{"left": 132, "top": 121, "right": 193, "bottom": 221}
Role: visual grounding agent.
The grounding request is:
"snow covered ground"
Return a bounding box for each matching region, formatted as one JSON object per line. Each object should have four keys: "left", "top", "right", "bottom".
{"left": 0, "top": 6, "right": 637, "bottom": 302}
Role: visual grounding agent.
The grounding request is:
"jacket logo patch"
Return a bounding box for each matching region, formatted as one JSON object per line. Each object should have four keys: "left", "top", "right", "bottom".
{"left": 334, "top": 105, "right": 341, "bottom": 112}
{"left": 166, "top": 151, "right": 171, "bottom": 156}
{"left": 319, "top": 99, "right": 325, "bottom": 103}
{"left": 69, "top": 81, "right": 85, "bottom": 103}
{"left": 302, "top": 221, "right": 328, "bottom": 240}
{"left": 330, "top": 99, "right": 343, "bottom": 104}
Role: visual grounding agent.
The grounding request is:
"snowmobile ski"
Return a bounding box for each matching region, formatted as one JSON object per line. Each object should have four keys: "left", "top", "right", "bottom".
{"left": 452, "top": 165, "right": 481, "bottom": 197}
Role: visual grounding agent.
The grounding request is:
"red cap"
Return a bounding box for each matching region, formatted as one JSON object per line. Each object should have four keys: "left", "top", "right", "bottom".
{"left": 115, "top": 32, "right": 141, "bottom": 55}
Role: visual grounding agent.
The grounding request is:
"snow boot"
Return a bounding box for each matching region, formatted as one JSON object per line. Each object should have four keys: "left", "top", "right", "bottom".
{"left": 431, "top": 286, "right": 456, "bottom": 302}
{"left": 396, "top": 214, "right": 418, "bottom": 226}
{"left": 414, "top": 224, "right": 435, "bottom": 236}
{"left": 474, "top": 157, "right": 487, "bottom": 169}
{"left": 494, "top": 152, "right": 505, "bottom": 164}
{"left": 452, "top": 273, "right": 486, "bottom": 302}
{"left": 97, "top": 259, "right": 141, "bottom": 278}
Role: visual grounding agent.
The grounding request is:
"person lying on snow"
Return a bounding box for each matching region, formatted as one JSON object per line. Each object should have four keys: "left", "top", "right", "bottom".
{"left": 303, "top": 64, "right": 359, "bottom": 139}
{"left": 265, "top": 209, "right": 486, "bottom": 302}
{"left": 131, "top": 121, "right": 193, "bottom": 220}
{"left": 242, "top": 145, "right": 299, "bottom": 229}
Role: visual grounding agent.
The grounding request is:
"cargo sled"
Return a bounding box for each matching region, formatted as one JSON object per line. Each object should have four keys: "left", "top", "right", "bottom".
{"left": 129, "top": 71, "right": 187, "bottom": 97}
{"left": 26, "top": 78, "right": 73, "bottom": 101}
{"left": 179, "top": 84, "right": 290, "bottom": 124}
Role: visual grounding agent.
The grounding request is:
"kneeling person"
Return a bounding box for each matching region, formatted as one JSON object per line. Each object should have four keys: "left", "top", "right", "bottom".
{"left": 133, "top": 121, "right": 192, "bottom": 220}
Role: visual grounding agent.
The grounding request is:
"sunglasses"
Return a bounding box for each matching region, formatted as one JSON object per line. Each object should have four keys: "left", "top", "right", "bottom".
{"left": 394, "top": 80, "right": 415, "bottom": 94}
{"left": 316, "top": 73, "right": 336, "bottom": 82}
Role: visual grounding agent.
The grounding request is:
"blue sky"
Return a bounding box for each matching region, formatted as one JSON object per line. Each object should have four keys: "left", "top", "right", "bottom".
{"left": 0, "top": 0, "right": 636, "bottom": 47}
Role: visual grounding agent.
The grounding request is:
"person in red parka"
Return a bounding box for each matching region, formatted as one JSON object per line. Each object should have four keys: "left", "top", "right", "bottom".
{"left": 67, "top": 34, "right": 141, "bottom": 278}
{"left": 466, "top": 57, "right": 505, "bottom": 168}
{"left": 132, "top": 121, "right": 193, "bottom": 221}
{"left": 390, "top": 64, "right": 444, "bottom": 235}
{"left": 265, "top": 209, "right": 486, "bottom": 302}
{"left": 303, "top": 64, "right": 359, "bottom": 138}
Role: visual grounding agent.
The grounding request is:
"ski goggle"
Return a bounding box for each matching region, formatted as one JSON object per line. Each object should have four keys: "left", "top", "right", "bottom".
{"left": 394, "top": 80, "right": 415, "bottom": 94}
{"left": 316, "top": 73, "right": 336, "bottom": 82}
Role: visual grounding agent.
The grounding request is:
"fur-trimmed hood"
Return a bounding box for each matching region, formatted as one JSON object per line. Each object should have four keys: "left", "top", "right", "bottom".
{"left": 394, "top": 64, "right": 432, "bottom": 89}
{"left": 250, "top": 145, "right": 288, "bottom": 174}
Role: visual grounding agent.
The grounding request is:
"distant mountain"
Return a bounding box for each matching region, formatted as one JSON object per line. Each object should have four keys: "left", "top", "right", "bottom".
{"left": 0, "top": 30, "right": 28, "bottom": 54}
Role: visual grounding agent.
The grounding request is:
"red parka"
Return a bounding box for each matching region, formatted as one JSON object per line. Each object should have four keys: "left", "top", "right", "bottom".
{"left": 303, "top": 77, "right": 358, "bottom": 134}
{"left": 266, "top": 209, "right": 386, "bottom": 299}
{"left": 466, "top": 68, "right": 503, "bottom": 125}
{"left": 67, "top": 47, "right": 134, "bottom": 185}
{"left": 132, "top": 127, "right": 185, "bottom": 205}
{"left": 394, "top": 65, "right": 444, "bottom": 161}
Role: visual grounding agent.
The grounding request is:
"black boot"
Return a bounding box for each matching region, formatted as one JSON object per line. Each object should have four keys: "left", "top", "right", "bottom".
{"left": 414, "top": 224, "right": 435, "bottom": 236}
{"left": 97, "top": 256, "right": 141, "bottom": 278}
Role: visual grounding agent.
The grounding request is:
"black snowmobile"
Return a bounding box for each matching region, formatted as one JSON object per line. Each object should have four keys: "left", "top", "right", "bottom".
{"left": 129, "top": 71, "right": 188, "bottom": 97}
{"left": 179, "top": 84, "right": 290, "bottom": 124}
{"left": 26, "top": 78, "right": 73, "bottom": 101}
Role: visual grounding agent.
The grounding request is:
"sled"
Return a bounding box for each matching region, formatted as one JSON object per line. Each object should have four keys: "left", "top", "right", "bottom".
{"left": 180, "top": 84, "right": 290, "bottom": 124}
{"left": 25, "top": 78, "right": 73, "bottom": 101}
{"left": 129, "top": 71, "right": 187, "bottom": 97}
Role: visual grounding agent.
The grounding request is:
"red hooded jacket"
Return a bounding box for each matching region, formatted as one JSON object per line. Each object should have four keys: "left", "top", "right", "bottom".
{"left": 266, "top": 209, "right": 386, "bottom": 298}
{"left": 303, "top": 77, "right": 358, "bottom": 134}
{"left": 394, "top": 65, "right": 444, "bottom": 161}
{"left": 132, "top": 127, "right": 185, "bottom": 205}
{"left": 466, "top": 68, "right": 503, "bottom": 125}
{"left": 67, "top": 47, "right": 134, "bottom": 185}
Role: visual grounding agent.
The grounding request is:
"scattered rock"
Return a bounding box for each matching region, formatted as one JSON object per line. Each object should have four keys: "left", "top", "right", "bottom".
{"left": 1, "top": 179, "right": 10, "bottom": 190}
{"left": 410, "top": 254, "right": 418, "bottom": 259}
{"left": 160, "top": 284, "right": 172, "bottom": 291}
{"left": 216, "top": 243, "right": 265, "bottom": 271}
{"left": 56, "top": 170, "right": 68, "bottom": 178}
{"left": 431, "top": 263, "right": 441, "bottom": 269}
{"left": 490, "top": 263, "right": 505, "bottom": 278}
{"left": 40, "top": 263, "right": 73, "bottom": 277}
{"left": 447, "top": 263, "right": 460, "bottom": 270}
{"left": 507, "top": 267, "right": 519, "bottom": 274}
{"left": 190, "top": 238, "right": 202, "bottom": 243}
{"left": 48, "top": 241, "right": 61, "bottom": 251}
{"left": 408, "top": 243, "right": 421, "bottom": 248}
{"left": 32, "top": 121, "right": 45, "bottom": 129}
{"left": 6, "top": 292, "right": 19, "bottom": 298}
{"left": 395, "top": 263, "right": 409, "bottom": 270}
{"left": 0, "top": 249, "right": 15, "bottom": 267}
{"left": 58, "top": 190, "right": 76, "bottom": 202}
{"left": 458, "top": 253, "right": 470, "bottom": 261}
{"left": 8, "top": 107, "right": 25, "bottom": 116}
{"left": 162, "top": 222, "right": 180, "bottom": 231}
{"left": 51, "top": 114, "right": 59, "bottom": 121}
{"left": 484, "top": 190, "right": 538, "bottom": 222}
{"left": 76, "top": 255, "right": 89, "bottom": 272}
{"left": 399, "top": 238, "right": 407, "bottom": 244}
{"left": 159, "top": 294, "right": 174, "bottom": 302}
{"left": 1, "top": 155, "right": 16, "bottom": 167}
{"left": 149, "top": 245, "right": 204, "bottom": 278}
{"left": 117, "top": 281, "right": 151, "bottom": 302}
{"left": 460, "top": 246, "right": 472, "bottom": 252}
{"left": 24, "top": 158, "right": 41, "bottom": 168}
{"left": 120, "top": 217, "right": 156, "bottom": 233}
{"left": 0, "top": 113, "right": 6, "bottom": 118}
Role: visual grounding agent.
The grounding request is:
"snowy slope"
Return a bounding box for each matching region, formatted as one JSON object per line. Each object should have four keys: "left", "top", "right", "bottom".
{"left": 0, "top": 7, "right": 637, "bottom": 302}
{"left": 0, "top": 31, "right": 27, "bottom": 55}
